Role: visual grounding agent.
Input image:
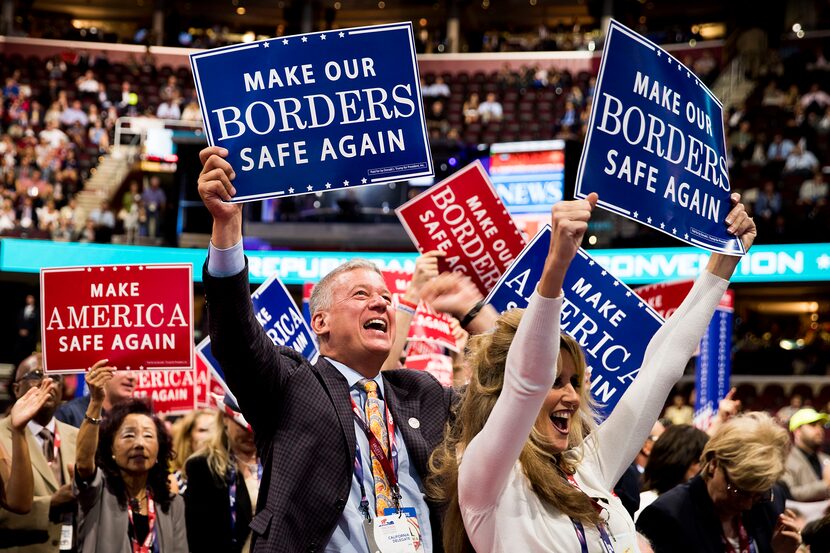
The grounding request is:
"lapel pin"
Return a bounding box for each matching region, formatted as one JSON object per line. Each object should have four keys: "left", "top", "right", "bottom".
{"left": 408, "top": 417, "right": 420, "bottom": 429}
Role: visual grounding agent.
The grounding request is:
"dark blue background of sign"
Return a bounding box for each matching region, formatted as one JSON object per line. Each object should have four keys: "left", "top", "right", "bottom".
{"left": 191, "top": 23, "right": 432, "bottom": 202}
{"left": 694, "top": 307, "right": 732, "bottom": 422}
{"left": 575, "top": 20, "right": 742, "bottom": 255}
{"left": 196, "top": 274, "right": 319, "bottom": 393}
{"left": 485, "top": 225, "right": 664, "bottom": 420}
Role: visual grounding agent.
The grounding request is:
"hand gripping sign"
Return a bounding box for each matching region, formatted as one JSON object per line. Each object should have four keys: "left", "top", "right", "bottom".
{"left": 575, "top": 20, "right": 744, "bottom": 256}
{"left": 41, "top": 264, "right": 194, "bottom": 373}
{"left": 190, "top": 22, "right": 433, "bottom": 203}
{"left": 485, "top": 226, "right": 664, "bottom": 420}
{"left": 396, "top": 160, "right": 527, "bottom": 296}
{"left": 197, "top": 271, "right": 319, "bottom": 390}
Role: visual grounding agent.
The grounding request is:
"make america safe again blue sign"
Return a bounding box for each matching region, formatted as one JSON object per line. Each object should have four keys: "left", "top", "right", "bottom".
{"left": 485, "top": 226, "right": 665, "bottom": 420}
{"left": 575, "top": 20, "right": 744, "bottom": 256}
{"left": 190, "top": 23, "right": 433, "bottom": 203}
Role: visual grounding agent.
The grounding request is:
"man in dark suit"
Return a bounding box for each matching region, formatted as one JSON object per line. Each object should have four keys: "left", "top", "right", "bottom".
{"left": 197, "top": 146, "right": 490, "bottom": 553}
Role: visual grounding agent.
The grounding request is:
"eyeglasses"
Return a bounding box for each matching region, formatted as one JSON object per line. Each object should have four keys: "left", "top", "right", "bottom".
{"left": 722, "top": 465, "right": 774, "bottom": 503}
{"left": 16, "top": 370, "right": 61, "bottom": 384}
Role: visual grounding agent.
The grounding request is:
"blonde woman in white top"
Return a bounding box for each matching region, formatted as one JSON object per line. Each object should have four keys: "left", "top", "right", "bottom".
{"left": 427, "top": 192, "right": 756, "bottom": 553}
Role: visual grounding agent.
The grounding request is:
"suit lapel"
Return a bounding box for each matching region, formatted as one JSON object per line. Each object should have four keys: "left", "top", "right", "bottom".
{"left": 26, "top": 427, "right": 59, "bottom": 491}
{"left": 313, "top": 359, "right": 357, "bottom": 458}
{"left": 383, "top": 378, "right": 427, "bottom": 475}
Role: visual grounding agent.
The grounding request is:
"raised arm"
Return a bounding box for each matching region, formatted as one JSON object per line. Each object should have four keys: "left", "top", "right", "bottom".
{"left": 75, "top": 360, "right": 114, "bottom": 480}
{"left": 1, "top": 380, "right": 55, "bottom": 514}
{"left": 459, "top": 194, "right": 597, "bottom": 511}
{"left": 594, "top": 194, "right": 756, "bottom": 488}
{"left": 382, "top": 250, "right": 444, "bottom": 371}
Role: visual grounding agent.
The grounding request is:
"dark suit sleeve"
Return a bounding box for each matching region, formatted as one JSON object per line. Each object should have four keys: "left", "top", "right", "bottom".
{"left": 203, "top": 260, "right": 297, "bottom": 434}
{"left": 184, "top": 456, "right": 230, "bottom": 553}
{"left": 637, "top": 504, "right": 687, "bottom": 553}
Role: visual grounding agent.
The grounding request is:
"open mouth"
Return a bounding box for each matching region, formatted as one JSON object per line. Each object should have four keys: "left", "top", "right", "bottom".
{"left": 549, "top": 410, "right": 572, "bottom": 435}
{"left": 363, "top": 318, "right": 388, "bottom": 333}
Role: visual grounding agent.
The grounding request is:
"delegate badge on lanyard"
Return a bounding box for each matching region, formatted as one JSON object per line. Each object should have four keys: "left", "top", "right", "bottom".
{"left": 383, "top": 507, "right": 422, "bottom": 552}
{"left": 371, "top": 515, "right": 418, "bottom": 553}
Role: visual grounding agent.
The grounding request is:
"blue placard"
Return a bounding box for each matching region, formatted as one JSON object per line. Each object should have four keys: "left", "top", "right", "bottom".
{"left": 694, "top": 307, "right": 732, "bottom": 426}
{"left": 575, "top": 20, "right": 743, "bottom": 256}
{"left": 190, "top": 23, "right": 433, "bottom": 203}
{"left": 485, "top": 225, "right": 665, "bottom": 420}
{"left": 196, "top": 272, "right": 319, "bottom": 390}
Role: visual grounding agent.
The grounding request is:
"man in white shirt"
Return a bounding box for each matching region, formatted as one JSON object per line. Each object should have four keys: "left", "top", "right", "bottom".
{"left": 478, "top": 93, "right": 504, "bottom": 123}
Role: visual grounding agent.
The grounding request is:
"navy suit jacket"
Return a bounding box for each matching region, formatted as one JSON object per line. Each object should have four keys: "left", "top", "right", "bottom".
{"left": 204, "top": 263, "right": 454, "bottom": 553}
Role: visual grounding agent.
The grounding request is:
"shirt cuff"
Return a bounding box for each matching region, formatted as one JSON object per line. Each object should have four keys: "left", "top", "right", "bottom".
{"left": 207, "top": 240, "right": 245, "bottom": 278}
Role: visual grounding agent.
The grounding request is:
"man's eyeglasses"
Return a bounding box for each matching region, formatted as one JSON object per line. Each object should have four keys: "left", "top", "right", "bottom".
{"left": 722, "top": 465, "right": 774, "bottom": 503}
{"left": 16, "top": 370, "right": 61, "bottom": 384}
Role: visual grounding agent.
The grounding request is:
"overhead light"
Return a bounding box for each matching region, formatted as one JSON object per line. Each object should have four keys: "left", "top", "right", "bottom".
{"left": 236, "top": 6, "right": 246, "bottom": 15}
{"left": 377, "top": 0, "right": 385, "bottom": 8}
{"left": 334, "top": 1, "right": 341, "bottom": 8}
{"left": 792, "top": 23, "right": 802, "bottom": 32}
{"left": 242, "top": 31, "right": 255, "bottom": 42}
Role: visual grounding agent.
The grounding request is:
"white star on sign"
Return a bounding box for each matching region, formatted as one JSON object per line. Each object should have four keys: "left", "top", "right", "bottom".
{"left": 361, "top": 177, "right": 367, "bottom": 184}
{"left": 625, "top": 291, "right": 631, "bottom": 297}
{"left": 282, "top": 39, "right": 288, "bottom": 45}
{"left": 288, "top": 187, "right": 294, "bottom": 194}
{"left": 339, "top": 32, "right": 345, "bottom": 38}
{"left": 306, "top": 185, "right": 313, "bottom": 191}
{"left": 325, "top": 182, "right": 332, "bottom": 189}
{"left": 589, "top": 260, "right": 595, "bottom": 266}
{"left": 263, "top": 42, "right": 269, "bottom": 48}
{"left": 320, "top": 34, "right": 326, "bottom": 40}
{"left": 638, "top": 302, "right": 644, "bottom": 308}
{"left": 633, "top": 211, "right": 639, "bottom": 218}
{"left": 301, "top": 36, "right": 308, "bottom": 42}
{"left": 660, "top": 222, "right": 666, "bottom": 229}
{"left": 672, "top": 228, "right": 677, "bottom": 234}
{"left": 818, "top": 254, "right": 830, "bottom": 270}
{"left": 647, "top": 216, "right": 652, "bottom": 224}
{"left": 613, "top": 281, "right": 619, "bottom": 286}
{"left": 684, "top": 233, "right": 689, "bottom": 240}
{"left": 343, "top": 179, "right": 350, "bottom": 186}
{"left": 601, "top": 270, "right": 607, "bottom": 276}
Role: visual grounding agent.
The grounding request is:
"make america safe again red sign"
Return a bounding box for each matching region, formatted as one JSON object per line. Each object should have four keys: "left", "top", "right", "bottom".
{"left": 40, "top": 264, "right": 194, "bottom": 373}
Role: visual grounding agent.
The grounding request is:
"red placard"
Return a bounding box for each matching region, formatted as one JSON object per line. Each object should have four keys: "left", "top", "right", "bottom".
{"left": 381, "top": 270, "right": 458, "bottom": 351}
{"left": 635, "top": 280, "right": 733, "bottom": 319}
{"left": 133, "top": 369, "right": 197, "bottom": 415}
{"left": 404, "top": 341, "right": 454, "bottom": 386}
{"left": 395, "top": 160, "right": 527, "bottom": 296}
{"left": 381, "top": 270, "right": 411, "bottom": 298}
{"left": 40, "top": 264, "right": 194, "bottom": 373}
{"left": 194, "top": 352, "right": 227, "bottom": 408}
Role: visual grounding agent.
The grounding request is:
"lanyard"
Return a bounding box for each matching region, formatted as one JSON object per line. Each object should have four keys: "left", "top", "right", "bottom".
{"left": 127, "top": 490, "right": 155, "bottom": 553}
{"left": 565, "top": 474, "right": 616, "bottom": 553}
{"left": 349, "top": 394, "right": 401, "bottom": 517}
{"left": 721, "top": 517, "right": 754, "bottom": 553}
{"left": 227, "top": 454, "right": 262, "bottom": 540}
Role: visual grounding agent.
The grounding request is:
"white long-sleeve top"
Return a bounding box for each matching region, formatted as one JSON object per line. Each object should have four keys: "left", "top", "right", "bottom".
{"left": 459, "top": 271, "right": 729, "bottom": 553}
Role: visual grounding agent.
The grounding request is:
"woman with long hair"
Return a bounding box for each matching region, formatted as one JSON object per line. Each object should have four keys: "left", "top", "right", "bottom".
{"left": 74, "top": 360, "right": 187, "bottom": 553}
{"left": 184, "top": 396, "right": 259, "bottom": 553}
{"left": 427, "top": 192, "right": 757, "bottom": 553}
{"left": 169, "top": 408, "right": 216, "bottom": 494}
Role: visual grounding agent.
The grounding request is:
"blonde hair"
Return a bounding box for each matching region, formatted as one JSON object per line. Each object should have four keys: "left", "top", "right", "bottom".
{"left": 184, "top": 411, "right": 231, "bottom": 480}
{"left": 700, "top": 411, "right": 790, "bottom": 492}
{"left": 426, "top": 309, "right": 600, "bottom": 553}
{"left": 170, "top": 408, "right": 214, "bottom": 472}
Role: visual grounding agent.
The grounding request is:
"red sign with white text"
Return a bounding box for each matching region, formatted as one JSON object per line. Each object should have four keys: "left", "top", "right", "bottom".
{"left": 405, "top": 341, "right": 454, "bottom": 386}
{"left": 396, "top": 160, "right": 527, "bottom": 296}
{"left": 40, "top": 264, "right": 194, "bottom": 373}
{"left": 381, "top": 270, "right": 458, "bottom": 351}
{"left": 194, "top": 352, "right": 227, "bottom": 408}
{"left": 133, "top": 369, "right": 197, "bottom": 415}
{"left": 635, "top": 280, "right": 733, "bottom": 319}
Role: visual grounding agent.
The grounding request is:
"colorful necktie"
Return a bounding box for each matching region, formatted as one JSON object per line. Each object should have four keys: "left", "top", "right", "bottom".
{"left": 359, "top": 379, "right": 393, "bottom": 516}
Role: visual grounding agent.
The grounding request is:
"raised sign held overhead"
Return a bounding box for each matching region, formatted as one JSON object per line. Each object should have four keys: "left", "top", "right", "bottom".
{"left": 575, "top": 20, "right": 744, "bottom": 256}
{"left": 396, "top": 160, "right": 527, "bottom": 296}
{"left": 191, "top": 22, "right": 433, "bottom": 203}
{"left": 40, "top": 264, "right": 194, "bottom": 373}
{"left": 485, "top": 226, "right": 665, "bottom": 420}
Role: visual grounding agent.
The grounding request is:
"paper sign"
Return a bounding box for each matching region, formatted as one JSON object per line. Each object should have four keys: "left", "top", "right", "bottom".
{"left": 190, "top": 22, "right": 433, "bottom": 203}
{"left": 381, "top": 270, "right": 457, "bottom": 351}
{"left": 575, "top": 20, "right": 743, "bottom": 256}
{"left": 194, "top": 352, "right": 228, "bottom": 408}
{"left": 40, "top": 264, "right": 194, "bottom": 373}
{"left": 484, "top": 226, "right": 664, "bottom": 419}
{"left": 133, "top": 369, "right": 197, "bottom": 415}
{"left": 404, "top": 341, "right": 454, "bottom": 387}
{"left": 396, "top": 160, "right": 527, "bottom": 295}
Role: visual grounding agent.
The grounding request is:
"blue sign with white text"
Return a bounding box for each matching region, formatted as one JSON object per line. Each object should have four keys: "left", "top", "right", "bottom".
{"left": 196, "top": 273, "right": 319, "bottom": 386}
{"left": 575, "top": 20, "right": 743, "bottom": 256}
{"left": 190, "top": 23, "right": 433, "bottom": 203}
{"left": 485, "top": 226, "right": 665, "bottom": 420}
{"left": 694, "top": 307, "right": 732, "bottom": 427}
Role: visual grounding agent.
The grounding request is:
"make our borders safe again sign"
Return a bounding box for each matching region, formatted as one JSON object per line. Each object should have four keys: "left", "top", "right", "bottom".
{"left": 190, "top": 22, "right": 433, "bottom": 203}
{"left": 485, "top": 226, "right": 665, "bottom": 420}
{"left": 575, "top": 20, "right": 744, "bottom": 256}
